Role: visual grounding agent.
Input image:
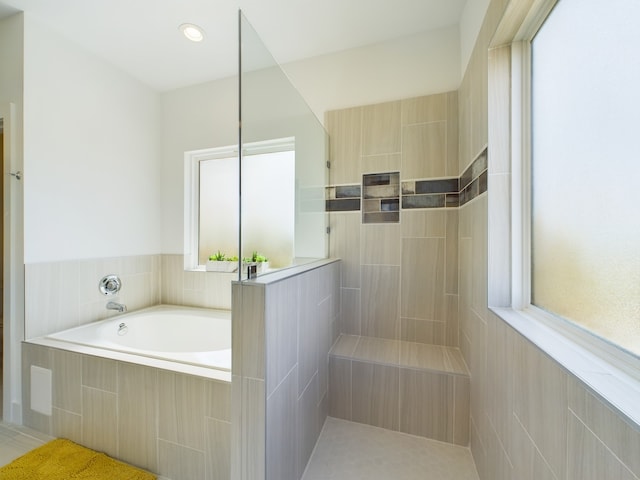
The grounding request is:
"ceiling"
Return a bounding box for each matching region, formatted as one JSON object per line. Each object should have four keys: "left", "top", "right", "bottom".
{"left": 0, "top": 0, "right": 468, "bottom": 92}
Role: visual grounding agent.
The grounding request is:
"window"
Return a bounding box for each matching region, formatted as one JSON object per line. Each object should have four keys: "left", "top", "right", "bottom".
{"left": 488, "top": 0, "right": 640, "bottom": 423}
{"left": 531, "top": 0, "right": 640, "bottom": 356}
{"left": 184, "top": 138, "right": 295, "bottom": 270}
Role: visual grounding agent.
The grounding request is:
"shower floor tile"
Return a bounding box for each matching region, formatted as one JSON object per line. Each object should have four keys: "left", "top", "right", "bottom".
{"left": 302, "top": 417, "right": 480, "bottom": 480}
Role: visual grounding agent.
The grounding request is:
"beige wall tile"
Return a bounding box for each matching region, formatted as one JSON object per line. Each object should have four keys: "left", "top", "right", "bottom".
{"left": 444, "top": 294, "right": 460, "bottom": 347}
{"left": 82, "top": 386, "right": 118, "bottom": 458}
{"left": 329, "top": 212, "right": 361, "bottom": 289}
{"left": 485, "top": 311, "right": 514, "bottom": 456}
{"left": 326, "top": 107, "right": 362, "bottom": 184}
{"left": 52, "top": 350, "right": 82, "bottom": 414}
{"left": 353, "top": 336, "right": 400, "bottom": 365}
{"left": 330, "top": 334, "right": 360, "bottom": 358}
{"left": 458, "top": 72, "right": 472, "bottom": 173}
{"left": 52, "top": 407, "right": 82, "bottom": 443}
{"left": 205, "top": 418, "right": 231, "bottom": 480}
{"left": 399, "top": 369, "right": 455, "bottom": 444}
{"left": 266, "top": 369, "right": 297, "bottom": 480}
{"left": 401, "top": 93, "right": 447, "bottom": 125}
{"left": 158, "top": 371, "right": 205, "bottom": 450}
{"left": 567, "top": 413, "right": 637, "bottom": 480}
{"left": 401, "top": 210, "right": 446, "bottom": 238}
{"left": 446, "top": 91, "right": 459, "bottom": 177}
{"left": 361, "top": 223, "right": 401, "bottom": 266}
{"left": 362, "top": 101, "right": 401, "bottom": 156}
{"left": 206, "top": 380, "right": 231, "bottom": 423}
{"left": 511, "top": 415, "right": 557, "bottom": 480}
{"left": 82, "top": 356, "right": 117, "bottom": 392}
{"left": 352, "top": 362, "right": 399, "bottom": 431}
{"left": 402, "top": 121, "right": 447, "bottom": 179}
{"left": 361, "top": 265, "right": 400, "bottom": 339}
{"left": 329, "top": 357, "right": 351, "bottom": 420}
{"left": 401, "top": 317, "right": 446, "bottom": 345}
{"left": 445, "top": 209, "right": 459, "bottom": 295}
{"left": 117, "top": 363, "right": 158, "bottom": 471}
{"left": 243, "top": 378, "right": 265, "bottom": 480}
{"left": 158, "top": 439, "right": 205, "bottom": 480}
{"left": 401, "top": 238, "right": 445, "bottom": 321}
{"left": 340, "top": 287, "right": 361, "bottom": 336}
{"left": 568, "top": 377, "right": 640, "bottom": 477}
{"left": 297, "top": 274, "right": 319, "bottom": 396}
{"left": 297, "top": 374, "right": 320, "bottom": 479}
{"left": 265, "top": 279, "right": 298, "bottom": 396}
{"left": 161, "top": 254, "right": 184, "bottom": 306}
{"left": 513, "top": 341, "right": 567, "bottom": 480}
{"left": 317, "top": 297, "right": 332, "bottom": 403}
{"left": 362, "top": 153, "right": 401, "bottom": 174}
{"left": 454, "top": 376, "right": 470, "bottom": 446}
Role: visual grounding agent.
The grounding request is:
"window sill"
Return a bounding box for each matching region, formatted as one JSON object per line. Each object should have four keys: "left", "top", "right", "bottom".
{"left": 491, "top": 306, "right": 640, "bottom": 428}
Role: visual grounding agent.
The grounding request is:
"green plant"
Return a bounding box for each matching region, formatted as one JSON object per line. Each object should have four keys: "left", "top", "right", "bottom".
{"left": 243, "top": 251, "right": 268, "bottom": 263}
{"left": 209, "top": 250, "right": 227, "bottom": 261}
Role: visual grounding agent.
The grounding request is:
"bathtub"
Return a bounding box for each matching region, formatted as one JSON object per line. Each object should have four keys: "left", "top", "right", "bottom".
{"left": 29, "top": 305, "right": 231, "bottom": 382}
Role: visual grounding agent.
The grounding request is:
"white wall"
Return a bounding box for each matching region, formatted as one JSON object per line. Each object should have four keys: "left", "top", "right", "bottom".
{"left": 284, "top": 26, "right": 461, "bottom": 122}
{"left": 22, "top": 14, "right": 162, "bottom": 263}
{"left": 459, "top": 0, "right": 491, "bottom": 74}
{"left": 160, "top": 77, "right": 237, "bottom": 254}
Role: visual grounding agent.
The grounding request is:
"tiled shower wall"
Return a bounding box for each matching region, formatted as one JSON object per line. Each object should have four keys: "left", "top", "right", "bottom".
{"left": 459, "top": 0, "right": 640, "bottom": 479}
{"left": 326, "top": 93, "right": 461, "bottom": 346}
{"left": 24, "top": 253, "right": 233, "bottom": 338}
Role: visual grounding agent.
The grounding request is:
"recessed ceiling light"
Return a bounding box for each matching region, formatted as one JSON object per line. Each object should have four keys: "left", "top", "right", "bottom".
{"left": 179, "top": 23, "right": 205, "bottom": 42}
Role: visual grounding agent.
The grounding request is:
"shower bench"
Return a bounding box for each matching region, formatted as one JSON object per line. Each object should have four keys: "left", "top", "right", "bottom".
{"left": 328, "top": 334, "right": 470, "bottom": 446}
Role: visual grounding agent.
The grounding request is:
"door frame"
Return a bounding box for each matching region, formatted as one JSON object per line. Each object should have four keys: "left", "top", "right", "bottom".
{"left": 1, "top": 101, "right": 24, "bottom": 424}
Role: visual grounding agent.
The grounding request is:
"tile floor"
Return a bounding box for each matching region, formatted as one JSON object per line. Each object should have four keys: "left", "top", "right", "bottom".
{"left": 1, "top": 417, "right": 480, "bottom": 480}
{"left": 0, "top": 422, "right": 52, "bottom": 467}
{"left": 302, "top": 417, "right": 480, "bottom": 480}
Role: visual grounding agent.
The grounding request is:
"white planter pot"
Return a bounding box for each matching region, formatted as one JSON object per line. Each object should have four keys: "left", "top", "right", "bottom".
{"left": 206, "top": 260, "right": 238, "bottom": 273}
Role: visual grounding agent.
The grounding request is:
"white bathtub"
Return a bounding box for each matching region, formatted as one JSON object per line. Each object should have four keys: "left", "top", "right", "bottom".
{"left": 31, "top": 305, "right": 231, "bottom": 382}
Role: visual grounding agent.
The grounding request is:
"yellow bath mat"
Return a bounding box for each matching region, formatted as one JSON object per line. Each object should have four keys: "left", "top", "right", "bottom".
{"left": 0, "top": 438, "right": 156, "bottom": 479}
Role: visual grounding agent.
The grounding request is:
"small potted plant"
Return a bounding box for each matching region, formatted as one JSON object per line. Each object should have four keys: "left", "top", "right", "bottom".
{"left": 242, "top": 251, "right": 270, "bottom": 273}
{"left": 206, "top": 251, "right": 239, "bottom": 272}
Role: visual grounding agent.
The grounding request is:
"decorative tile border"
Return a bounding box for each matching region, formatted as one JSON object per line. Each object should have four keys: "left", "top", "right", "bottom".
{"left": 325, "top": 148, "right": 488, "bottom": 214}
{"left": 326, "top": 185, "right": 361, "bottom": 212}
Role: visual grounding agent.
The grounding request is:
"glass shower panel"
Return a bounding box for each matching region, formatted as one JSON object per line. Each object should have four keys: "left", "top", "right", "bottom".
{"left": 238, "top": 11, "right": 328, "bottom": 280}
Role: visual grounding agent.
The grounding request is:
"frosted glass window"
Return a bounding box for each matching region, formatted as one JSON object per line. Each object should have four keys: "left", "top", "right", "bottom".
{"left": 531, "top": 0, "right": 640, "bottom": 355}
{"left": 199, "top": 150, "right": 295, "bottom": 267}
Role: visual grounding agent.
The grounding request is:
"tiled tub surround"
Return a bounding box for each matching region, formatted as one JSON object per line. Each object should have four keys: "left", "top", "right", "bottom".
{"left": 21, "top": 253, "right": 237, "bottom": 478}
{"left": 231, "top": 259, "right": 340, "bottom": 480}
{"left": 24, "top": 253, "right": 234, "bottom": 339}
{"left": 21, "top": 342, "right": 231, "bottom": 480}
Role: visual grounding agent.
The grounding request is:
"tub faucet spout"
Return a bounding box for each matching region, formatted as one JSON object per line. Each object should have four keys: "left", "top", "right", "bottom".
{"left": 106, "top": 301, "right": 127, "bottom": 313}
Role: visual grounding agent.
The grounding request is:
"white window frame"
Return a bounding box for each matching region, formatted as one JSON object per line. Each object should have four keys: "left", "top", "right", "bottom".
{"left": 488, "top": 0, "right": 640, "bottom": 426}
{"left": 183, "top": 137, "right": 295, "bottom": 271}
